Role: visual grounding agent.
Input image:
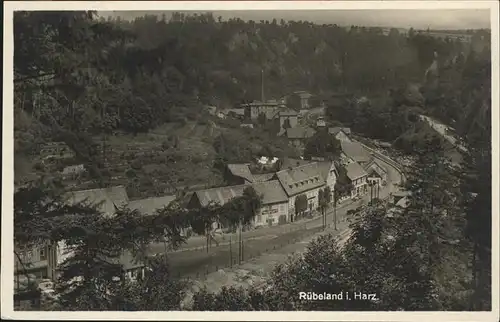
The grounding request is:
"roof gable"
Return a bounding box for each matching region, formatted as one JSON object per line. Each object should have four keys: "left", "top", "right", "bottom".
{"left": 227, "top": 164, "right": 254, "bottom": 183}
{"left": 193, "top": 184, "right": 248, "bottom": 207}
{"left": 251, "top": 180, "right": 288, "bottom": 204}
{"left": 65, "top": 186, "right": 129, "bottom": 217}
{"left": 346, "top": 162, "right": 368, "bottom": 180}
{"left": 277, "top": 162, "right": 325, "bottom": 196}
{"left": 341, "top": 141, "right": 372, "bottom": 162}
{"left": 128, "top": 195, "right": 177, "bottom": 216}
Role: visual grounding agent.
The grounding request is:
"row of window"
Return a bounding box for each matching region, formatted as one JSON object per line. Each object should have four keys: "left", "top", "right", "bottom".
{"left": 18, "top": 247, "right": 47, "bottom": 261}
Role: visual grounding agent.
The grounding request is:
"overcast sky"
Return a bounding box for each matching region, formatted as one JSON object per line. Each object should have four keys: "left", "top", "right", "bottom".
{"left": 99, "top": 9, "right": 490, "bottom": 30}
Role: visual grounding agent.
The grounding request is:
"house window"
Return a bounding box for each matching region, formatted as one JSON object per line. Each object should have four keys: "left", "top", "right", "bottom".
{"left": 40, "top": 247, "right": 46, "bottom": 261}
{"left": 257, "top": 214, "right": 262, "bottom": 223}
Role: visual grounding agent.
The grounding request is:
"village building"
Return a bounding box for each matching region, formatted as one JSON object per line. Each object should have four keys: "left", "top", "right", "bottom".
{"left": 187, "top": 182, "right": 289, "bottom": 229}
{"left": 15, "top": 186, "right": 139, "bottom": 294}
{"left": 251, "top": 180, "right": 290, "bottom": 227}
{"left": 340, "top": 140, "right": 373, "bottom": 166}
{"left": 279, "top": 157, "right": 313, "bottom": 170}
{"left": 221, "top": 107, "right": 246, "bottom": 119}
{"left": 39, "top": 142, "right": 74, "bottom": 160}
{"left": 345, "top": 162, "right": 369, "bottom": 198}
{"left": 276, "top": 162, "right": 325, "bottom": 217}
{"left": 286, "top": 126, "right": 316, "bottom": 149}
{"left": 61, "top": 164, "right": 85, "bottom": 178}
{"left": 363, "top": 159, "right": 388, "bottom": 186}
{"left": 391, "top": 191, "right": 411, "bottom": 205}
{"left": 328, "top": 127, "right": 352, "bottom": 142}
{"left": 278, "top": 108, "right": 299, "bottom": 130}
{"left": 240, "top": 123, "right": 254, "bottom": 129}
{"left": 205, "top": 105, "right": 217, "bottom": 116}
{"left": 316, "top": 116, "right": 326, "bottom": 128}
{"left": 317, "top": 161, "right": 338, "bottom": 198}
{"left": 293, "top": 91, "right": 313, "bottom": 110}
{"left": 128, "top": 195, "right": 177, "bottom": 216}
{"left": 241, "top": 100, "right": 282, "bottom": 120}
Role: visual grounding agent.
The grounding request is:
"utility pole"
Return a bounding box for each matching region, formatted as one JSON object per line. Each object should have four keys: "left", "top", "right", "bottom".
{"left": 370, "top": 182, "right": 374, "bottom": 203}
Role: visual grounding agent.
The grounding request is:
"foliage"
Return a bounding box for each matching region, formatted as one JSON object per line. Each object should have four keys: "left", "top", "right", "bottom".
{"left": 303, "top": 129, "right": 342, "bottom": 161}
{"left": 334, "top": 163, "right": 354, "bottom": 198}
{"left": 294, "top": 194, "right": 308, "bottom": 220}
{"left": 112, "top": 255, "right": 186, "bottom": 310}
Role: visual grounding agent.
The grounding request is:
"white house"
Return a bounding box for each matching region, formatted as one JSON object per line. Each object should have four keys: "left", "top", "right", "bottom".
{"left": 252, "top": 180, "right": 290, "bottom": 226}
{"left": 363, "top": 159, "right": 388, "bottom": 186}
{"left": 346, "top": 162, "right": 369, "bottom": 198}
{"left": 276, "top": 162, "right": 326, "bottom": 218}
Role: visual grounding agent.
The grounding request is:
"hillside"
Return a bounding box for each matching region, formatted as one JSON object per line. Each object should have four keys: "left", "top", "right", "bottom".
{"left": 15, "top": 110, "right": 299, "bottom": 199}
{"left": 13, "top": 12, "right": 490, "bottom": 195}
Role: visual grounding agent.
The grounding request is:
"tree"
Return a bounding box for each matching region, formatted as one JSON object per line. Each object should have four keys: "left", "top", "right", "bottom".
{"left": 189, "top": 201, "right": 221, "bottom": 253}
{"left": 282, "top": 118, "right": 292, "bottom": 130}
{"left": 220, "top": 187, "right": 263, "bottom": 262}
{"left": 318, "top": 187, "right": 331, "bottom": 230}
{"left": 294, "top": 194, "right": 308, "bottom": 221}
{"left": 112, "top": 254, "right": 186, "bottom": 310}
{"left": 257, "top": 112, "right": 267, "bottom": 125}
{"left": 304, "top": 130, "right": 342, "bottom": 161}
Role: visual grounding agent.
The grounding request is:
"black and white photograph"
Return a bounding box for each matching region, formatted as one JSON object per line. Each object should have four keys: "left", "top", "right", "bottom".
{"left": 2, "top": 1, "right": 499, "bottom": 320}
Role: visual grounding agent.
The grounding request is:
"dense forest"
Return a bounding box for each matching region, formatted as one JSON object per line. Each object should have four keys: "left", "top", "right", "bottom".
{"left": 13, "top": 11, "right": 491, "bottom": 311}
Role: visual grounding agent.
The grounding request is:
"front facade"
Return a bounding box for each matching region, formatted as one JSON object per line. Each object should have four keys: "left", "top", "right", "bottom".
{"left": 14, "top": 186, "right": 131, "bottom": 291}
{"left": 14, "top": 241, "right": 59, "bottom": 289}
{"left": 39, "top": 142, "right": 75, "bottom": 160}
{"left": 318, "top": 161, "right": 338, "bottom": 200}
{"left": 363, "top": 159, "right": 388, "bottom": 186}
{"left": 242, "top": 100, "right": 281, "bottom": 120}
{"left": 294, "top": 91, "right": 313, "bottom": 110}
{"left": 279, "top": 109, "right": 299, "bottom": 130}
{"left": 252, "top": 180, "right": 290, "bottom": 227}
{"left": 346, "top": 162, "right": 369, "bottom": 198}
{"left": 189, "top": 180, "right": 290, "bottom": 229}
{"left": 276, "top": 162, "right": 326, "bottom": 217}
{"left": 316, "top": 117, "right": 326, "bottom": 128}
{"left": 286, "top": 126, "right": 316, "bottom": 150}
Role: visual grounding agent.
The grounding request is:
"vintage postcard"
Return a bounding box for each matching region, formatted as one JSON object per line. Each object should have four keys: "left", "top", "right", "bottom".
{"left": 2, "top": 1, "right": 499, "bottom": 321}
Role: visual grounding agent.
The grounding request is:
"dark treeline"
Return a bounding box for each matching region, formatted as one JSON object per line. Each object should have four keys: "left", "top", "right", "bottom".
{"left": 14, "top": 11, "right": 490, "bottom": 160}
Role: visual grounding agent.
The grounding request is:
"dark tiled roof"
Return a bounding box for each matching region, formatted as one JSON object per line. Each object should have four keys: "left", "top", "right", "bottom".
{"left": 363, "top": 159, "right": 388, "bottom": 175}
{"left": 193, "top": 184, "right": 248, "bottom": 207}
{"left": 252, "top": 173, "right": 275, "bottom": 183}
{"left": 251, "top": 180, "right": 288, "bottom": 205}
{"left": 281, "top": 158, "right": 313, "bottom": 169}
{"left": 128, "top": 195, "right": 177, "bottom": 216}
{"left": 329, "top": 127, "right": 351, "bottom": 135}
{"left": 341, "top": 141, "right": 372, "bottom": 163}
{"left": 65, "top": 186, "right": 129, "bottom": 216}
{"left": 276, "top": 162, "right": 325, "bottom": 196}
{"left": 317, "top": 161, "right": 337, "bottom": 181}
{"left": 227, "top": 164, "right": 254, "bottom": 183}
{"left": 346, "top": 162, "right": 368, "bottom": 181}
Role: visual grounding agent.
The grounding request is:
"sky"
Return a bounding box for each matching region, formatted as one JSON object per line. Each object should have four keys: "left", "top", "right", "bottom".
{"left": 99, "top": 9, "right": 491, "bottom": 30}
